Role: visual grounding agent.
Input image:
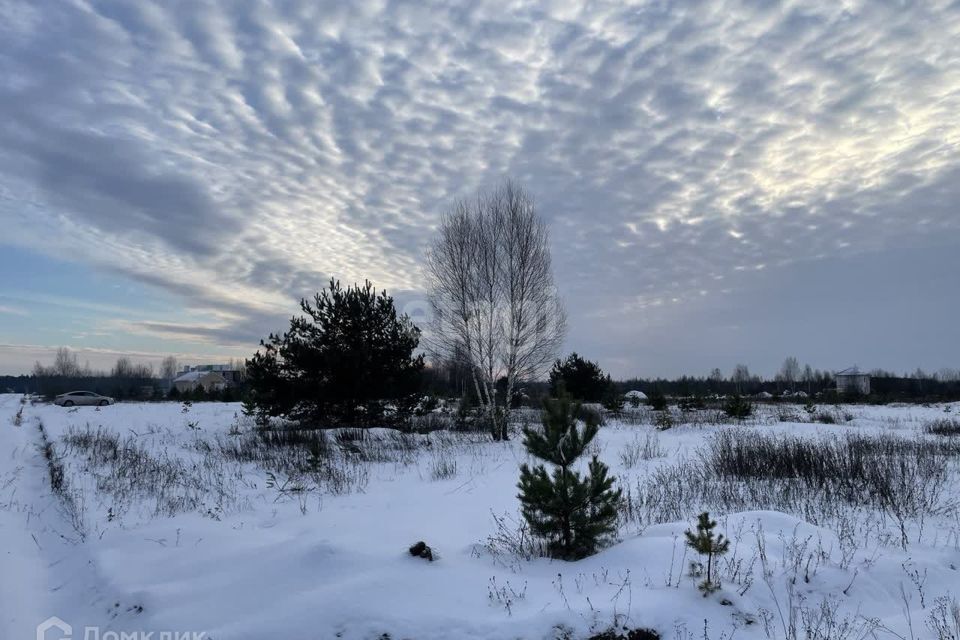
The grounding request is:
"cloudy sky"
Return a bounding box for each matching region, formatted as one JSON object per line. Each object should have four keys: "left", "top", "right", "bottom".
{"left": 1, "top": 0, "right": 959, "bottom": 378}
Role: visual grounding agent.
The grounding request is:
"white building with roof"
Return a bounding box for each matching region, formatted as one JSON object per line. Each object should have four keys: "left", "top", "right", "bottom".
{"left": 835, "top": 366, "right": 870, "bottom": 395}
{"left": 173, "top": 370, "right": 228, "bottom": 393}
{"left": 178, "top": 364, "right": 245, "bottom": 386}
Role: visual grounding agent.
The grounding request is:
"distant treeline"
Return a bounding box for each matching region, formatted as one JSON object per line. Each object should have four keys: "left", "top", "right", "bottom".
{"left": 419, "top": 362, "right": 960, "bottom": 405}
{"left": 1, "top": 347, "right": 245, "bottom": 401}
{"left": 610, "top": 376, "right": 831, "bottom": 398}
{"left": 10, "top": 370, "right": 954, "bottom": 404}
{"left": 606, "top": 375, "right": 960, "bottom": 403}
{"left": 4, "top": 345, "right": 959, "bottom": 405}
{"left": 3, "top": 374, "right": 163, "bottom": 400}
{"left": 869, "top": 376, "right": 960, "bottom": 403}
{"left": 1, "top": 374, "right": 245, "bottom": 401}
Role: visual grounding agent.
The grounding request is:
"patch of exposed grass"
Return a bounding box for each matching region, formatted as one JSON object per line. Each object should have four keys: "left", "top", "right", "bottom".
{"left": 925, "top": 418, "right": 960, "bottom": 437}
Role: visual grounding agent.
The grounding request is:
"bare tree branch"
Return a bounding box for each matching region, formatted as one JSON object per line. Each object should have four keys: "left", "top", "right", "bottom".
{"left": 426, "top": 179, "right": 566, "bottom": 440}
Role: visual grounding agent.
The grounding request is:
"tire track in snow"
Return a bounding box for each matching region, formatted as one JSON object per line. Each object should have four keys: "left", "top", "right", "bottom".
{"left": 0, "top": 395, "right": 117, "bottom": 639}
{"left": 0, "top": 394, "right": 55, "bottom": 639}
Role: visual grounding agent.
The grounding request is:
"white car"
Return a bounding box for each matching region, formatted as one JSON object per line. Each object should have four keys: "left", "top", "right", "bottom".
{"left": 54, "top": 391, "right": 115, "bottom": 407}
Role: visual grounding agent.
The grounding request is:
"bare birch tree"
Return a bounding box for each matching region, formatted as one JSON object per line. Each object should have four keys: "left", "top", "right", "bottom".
{"left": 802, "top": 363, "right": 815, "bottom": 394}
{"left": 426, "top": 180, "right": 566, "bottom": 440}
{"left": 779, "top": 356, "right": 800, "bottom": 392}
{"left": 160, "top": 356, "right": 179, "bottom": 380}
{"left": 732, "top": 363, "right": 751, "bottom": 394}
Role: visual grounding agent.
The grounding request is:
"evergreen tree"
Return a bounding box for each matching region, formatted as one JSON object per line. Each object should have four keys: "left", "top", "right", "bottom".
{"left": 245, "top": 279, "right": 424, "bottom": 428}
{"left": 678, "top": 394, "right": 706, "bottom": 412}
{"left": 647, "top": 387, "right": 668, "bottom": 411}
{"left": 517, "top": 397, "right": 621, "bottom": 560}
{"left": 684, "top": 512, "right": 730, "bottom": 595}
{"left": 722, "top": 393, "right": 752, "bottom": 420}
{"left": 455, "top": 390, "right": 475, "bottom": 431}
{"left": 241, "top": 390, "right": 268, "bottom": 428}
{"left": 549, "top": 353, "right": 612, "bottom": 403}
{"left": 600, "top": 384, "right": 624, "bottom": 417}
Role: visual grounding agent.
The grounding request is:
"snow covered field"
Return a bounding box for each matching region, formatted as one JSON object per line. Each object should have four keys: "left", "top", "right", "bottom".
{"left": 3, "top": 394, "right": 960, "bottom": 639}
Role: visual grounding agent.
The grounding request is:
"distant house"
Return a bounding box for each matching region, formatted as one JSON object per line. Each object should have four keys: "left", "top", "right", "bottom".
{"left": 836, "top": 366, "right": 870, "bottom": 395}
{"left": 177, "top": 364, "right": 245, "bottom": 387}
{"left": 173, "top": 370, "right": 228, "bottom": 393}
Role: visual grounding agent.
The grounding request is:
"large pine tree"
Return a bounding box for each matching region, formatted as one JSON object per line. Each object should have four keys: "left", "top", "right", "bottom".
{"left": 517, "top": 397, "right": 621, "bottom": 560}
{"left": 245, "top": 279, "right": 423, "bottom": 427}
{"left": 548, "top": 353, "right": 612, "bottom": 403}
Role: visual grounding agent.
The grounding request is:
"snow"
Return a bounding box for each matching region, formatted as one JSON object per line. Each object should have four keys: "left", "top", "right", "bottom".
{"left": 0, "top": 395, "right": 114, "bottom": 640}
{"left": 3, "top": 395, "right": 960, "bottom": 639}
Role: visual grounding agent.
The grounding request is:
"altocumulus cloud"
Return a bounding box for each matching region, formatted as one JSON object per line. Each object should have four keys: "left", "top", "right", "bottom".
{"left": 0, "top": 0, "right": 959, "bottom": 375}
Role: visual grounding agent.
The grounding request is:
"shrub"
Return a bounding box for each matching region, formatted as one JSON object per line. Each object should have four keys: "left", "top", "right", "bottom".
{"left": 429, "top": 454, "right": 457, "bottom": 481}
{"left": 587, "top": 628, "right": 660, "bottom": 640}
{"left": 601, "top": 386, "right": 624, "bottom": 417}
{"left": 623, "top": 429, "right": 959, "bottom": 549}
{"left": 678, "top": 396, "right": 706, "bottom": 412}
{"left": 925, "top": 419, "right": 960, "bottom": 437}
{"left": 576, "top": 403, "right": 605, "bottom": 427}
{"left": 61, "top": 425, "right": 243, "bottom": 519}
{"left": 37, "top": 421, "right": 84, "bottom": 538}
{"left": 927, "top": 596, "right": 960, "bottom": 639}
{"left": 408, "top": 412, "right": 456, "bottom": 433}
{"left": 415, "top": 395, "right": 439, "bottom": 417}
{"left": 619, "top": 433, "right": 663, "bottom": 469}
{"left": 722, "top": 394, "right": 752, "bottom": 420}
{"left": 475, "top": 511, "right": 544, "bottom": 569}
{"left": 517, "top": 397, "right": 621, "bottom": 560}
{"left": 455, "top": 392, "right": 478, "bottom": 431}
{"left": 647, "top": 388, "right": 667, "bottom": 411}
{"left": 653, "top": 410, "right": 674, "bottom": 431}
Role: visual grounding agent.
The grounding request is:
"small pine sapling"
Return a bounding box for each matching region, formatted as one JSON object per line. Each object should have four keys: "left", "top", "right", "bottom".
{"left": 647, "top": 388, "right": 668, "bottom": 411}
{"left": 653, "top": 410, "right": 674, "bottom": 431}
{"left": 684, "top": 512, "right": 730, "bottom": 596}
{"left": 601, "top": 385, "right": 624, "bottom": 417}
{"left": 678, "top": 395, "right": 705, "bottom": 412}
{"left": 517, "top": 397, "right": 622, "bottom": 560}
{"left": 722, "top": 394, "right": 752, "bottom": 420}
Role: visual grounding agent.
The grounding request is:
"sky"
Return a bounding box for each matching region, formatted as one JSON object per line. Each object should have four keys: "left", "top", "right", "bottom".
{"left": 1, "top": 0, "right": 959, "bottom": 378}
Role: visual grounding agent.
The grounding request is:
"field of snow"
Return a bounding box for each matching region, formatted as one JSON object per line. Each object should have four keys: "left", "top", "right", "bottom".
{"left": 3, "top": 394, "right": 960, "bottom": 640}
